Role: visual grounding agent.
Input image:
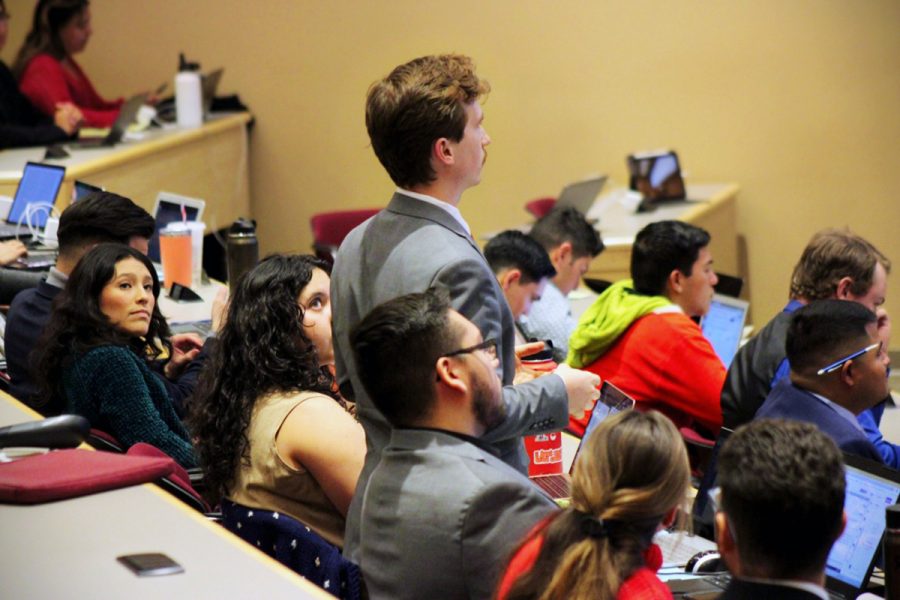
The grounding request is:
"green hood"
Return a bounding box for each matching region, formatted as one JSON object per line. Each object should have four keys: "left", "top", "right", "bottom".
{"left": 566, "top": 279, "right": 671, "bottom": 368}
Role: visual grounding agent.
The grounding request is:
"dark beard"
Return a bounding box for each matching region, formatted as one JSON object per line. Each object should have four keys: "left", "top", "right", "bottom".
{"left": 472, "top": 373, "right": 505, "bottom": 431}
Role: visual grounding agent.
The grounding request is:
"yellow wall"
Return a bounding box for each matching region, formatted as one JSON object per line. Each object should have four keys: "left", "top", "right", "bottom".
{"left": 5, "top": 0, "right": 899, "bottom": 345}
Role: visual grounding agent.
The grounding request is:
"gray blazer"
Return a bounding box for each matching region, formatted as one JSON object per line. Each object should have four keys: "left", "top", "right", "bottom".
{"left": 358, "top": 428, "right": 557, "bottom": 600}
{"left": 331, "top": 192, "right": 568, "bottom": 558}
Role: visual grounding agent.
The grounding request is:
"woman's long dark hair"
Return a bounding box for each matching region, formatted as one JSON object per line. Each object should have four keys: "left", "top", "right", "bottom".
{"left": 188, "top": 254, "right": 340, "bottom": 505}
{"left": 13, "top": 0, "right": 89, "bottom": 78}
{"left": 32, "top": 243, "right": 172, "bottom": 412}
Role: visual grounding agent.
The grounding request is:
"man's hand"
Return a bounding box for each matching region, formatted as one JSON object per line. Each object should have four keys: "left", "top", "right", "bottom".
{"left": 513, "top": 341, "right": 551, "bottom": 384}
{"left": 164, "top": 333, "right": 203, "bottom": 379}
{"left": 0, "top": 240, "right": 26, "bottom": 266}
{"left": 554, "top": 363, "right": 601, "bottom": 419}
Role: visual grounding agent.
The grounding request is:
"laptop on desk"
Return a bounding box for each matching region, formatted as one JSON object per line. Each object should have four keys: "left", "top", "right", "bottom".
{"left": 0, "top": 161, "right": 66, "bottom": 241}
{"left": 68, "top": 93, "right": 147, "bottom": 149}
{"left": 147, "top": 192, "right": 205, "bottom": 264}
{"left": 667, "top": 451, "right": 900, "bottom": 599}
{"left": 555, "top": 175, "right": 608, "bottom": 216}
{"left": 701, "top": 294, "right": 749, "bottom": 369}
{"left": 530, "top": 381, "right": 634, "bottom": 501}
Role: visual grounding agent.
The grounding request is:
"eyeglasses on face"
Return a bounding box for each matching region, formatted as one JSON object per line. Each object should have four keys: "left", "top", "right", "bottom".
{"left": 817, "top": 341, "right": 882, "bottom": 376}
{"left": 442, "top": 338, "right": 498, "bottom": 361}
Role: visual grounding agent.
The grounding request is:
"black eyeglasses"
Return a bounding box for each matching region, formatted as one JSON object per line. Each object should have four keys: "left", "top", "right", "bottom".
{"left": 817, "top": 341, "right": 882, "bottom": 375}
{"left": 442, "top": 338, "right": 498, "bottom": 360}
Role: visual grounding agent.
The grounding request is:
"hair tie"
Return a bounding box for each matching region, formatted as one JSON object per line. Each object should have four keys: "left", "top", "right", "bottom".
{"left": 580, "top": 514, "right": 608, "bottom": 539}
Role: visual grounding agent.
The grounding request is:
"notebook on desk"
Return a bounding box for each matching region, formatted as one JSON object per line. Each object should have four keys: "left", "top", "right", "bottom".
{"left": 530, "top": 381, "right": 634, "bottom": 500}
{"left": 701, "top": 294, "right": 749, "bottom": 369}
{"left": 0, "top": 162, "right": 66, "bottom": 240}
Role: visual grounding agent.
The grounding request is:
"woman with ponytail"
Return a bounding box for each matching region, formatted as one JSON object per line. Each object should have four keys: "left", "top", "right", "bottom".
{"left": 497, "top": 410, "right": 690, "bottom": 600}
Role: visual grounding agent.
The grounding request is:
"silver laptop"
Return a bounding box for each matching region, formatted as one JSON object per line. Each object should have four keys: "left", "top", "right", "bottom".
{"left": 555, "top": 175, "right": 607, "bottom": 215}
{"left": 701, "top": 294, "right": 749, "bottom": 368}
{"left": 202, "top": 68, "right": 223, "bottom": 118}
{"left": 68, "top": 93, "right": 148, "bottom": 148}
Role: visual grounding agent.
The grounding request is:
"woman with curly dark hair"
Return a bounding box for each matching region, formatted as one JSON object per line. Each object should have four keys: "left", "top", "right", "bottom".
{"left": 189, "top": 254, "right": 364, "bottom": 548}
{"left": 32, "top": 243, "right": 195, "bottom": 467}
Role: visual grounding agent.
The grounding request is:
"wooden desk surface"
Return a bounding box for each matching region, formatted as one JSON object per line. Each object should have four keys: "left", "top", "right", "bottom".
{"left": 0, "top": 113, "right": 252, "bottom": 232}
{"left": 585, "top": 183, "right": 740, "bottom": 289}
{"left": 0, "top": 392, "right": 331, "bottom": 599}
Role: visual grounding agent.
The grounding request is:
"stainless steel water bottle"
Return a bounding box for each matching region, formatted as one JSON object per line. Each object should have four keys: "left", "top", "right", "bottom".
{"left": 226, "top": 218, "right": 258, "bottom": 294}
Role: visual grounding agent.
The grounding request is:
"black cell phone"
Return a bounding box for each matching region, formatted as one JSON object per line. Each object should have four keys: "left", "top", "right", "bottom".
{"left": 117, "top": 553, "right": 184, "bottom": 577}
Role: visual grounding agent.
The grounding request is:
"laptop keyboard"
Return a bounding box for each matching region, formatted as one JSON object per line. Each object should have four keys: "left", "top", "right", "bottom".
{"left": 530, "top": 474, "right": 570, "bottom": 499}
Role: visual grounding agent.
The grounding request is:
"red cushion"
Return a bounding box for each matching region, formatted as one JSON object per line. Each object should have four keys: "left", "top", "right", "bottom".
{"left": 0, "top": 448, "right": 175, "bottom": 504}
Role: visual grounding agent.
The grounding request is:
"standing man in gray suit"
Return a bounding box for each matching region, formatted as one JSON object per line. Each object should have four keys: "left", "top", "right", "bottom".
{"left": 332, "top": 54, "right": 599, "bottom": 559}
{"left": 350, "top": 289, "right": 558, "bottom": 599}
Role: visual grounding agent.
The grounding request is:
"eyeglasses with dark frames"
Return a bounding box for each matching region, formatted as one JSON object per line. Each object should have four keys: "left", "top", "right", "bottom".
{"left": 442, "top": 338, "right": 498, "bottom": 361}
{"left": 817, "top": 341, "right": 882, "bottom": 376}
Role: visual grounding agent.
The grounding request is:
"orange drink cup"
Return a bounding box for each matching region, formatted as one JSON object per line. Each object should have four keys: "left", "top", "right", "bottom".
{"left": 160, "top": 226, "right": 193, "bottom": 289}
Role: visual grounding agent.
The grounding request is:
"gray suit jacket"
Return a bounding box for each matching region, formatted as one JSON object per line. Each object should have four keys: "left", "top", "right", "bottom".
{"left": 331, "top": 192, "right": 568, "bottom": 559}
{"left": 358, "top": 428, "right": 557, "bottom": 600}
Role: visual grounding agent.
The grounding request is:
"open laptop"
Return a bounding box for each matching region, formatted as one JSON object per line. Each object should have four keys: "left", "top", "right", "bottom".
{"left": 668, "top": 451, "right": 900, "bottom": 599}
{"left": 555, "top": 175, "right": 607, "bottom": 216}
{"left": 202, "top": 68, "right": 223, "bottom": 118}
{"left": 701, "top": 294, "right": 749, "bottom": 369}
{"left": 72, "top": 180, "right": 104, "bottom": 202}
{"left": 147, "top": 192, "right": 205, "bottom": 263}
{"left": 530, "top": 381, "right": 634, "bottom": 500}
{"left": 0, "top": 162, "right": 66, "bottom": 241}
{"left": 68, "top": 93, "right": 148, "bottom": 149}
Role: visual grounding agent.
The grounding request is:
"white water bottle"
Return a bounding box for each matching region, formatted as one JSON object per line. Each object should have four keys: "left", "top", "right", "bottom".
{"left": 175, "top": 53, "right": 202, "bottom": 128}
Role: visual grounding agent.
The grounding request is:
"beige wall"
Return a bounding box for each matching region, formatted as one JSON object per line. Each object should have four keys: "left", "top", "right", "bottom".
{"left": 5, "top": 0, "right": 899, "bottom": 347}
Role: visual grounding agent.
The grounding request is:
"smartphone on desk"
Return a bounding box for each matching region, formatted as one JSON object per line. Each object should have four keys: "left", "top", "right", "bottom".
{"left": 117, "top": 553, "right": 184, "bottom": 577}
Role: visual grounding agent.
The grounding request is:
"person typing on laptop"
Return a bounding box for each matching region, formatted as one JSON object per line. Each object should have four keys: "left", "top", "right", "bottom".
{"left": 715, "top": 419, "right": 846, "bottom": 600}
{"left": 755, "top": 300, "right": 890, "bottom": 463}
{"left": 721, "top": 228, "right": 898, "bottom": 466}
{"left": 521, "top": 206, "right": 604, "bottom": 363}
{"left": 6, "top": 192, "right": 210, "bottom": 417}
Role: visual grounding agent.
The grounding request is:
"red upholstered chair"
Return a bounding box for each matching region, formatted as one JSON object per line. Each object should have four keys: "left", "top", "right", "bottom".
{"left": 524, "top": 197, "right": 557, "bottom": 219}
{"left": 310, "top": 209, "right": 380, "bottom": 265}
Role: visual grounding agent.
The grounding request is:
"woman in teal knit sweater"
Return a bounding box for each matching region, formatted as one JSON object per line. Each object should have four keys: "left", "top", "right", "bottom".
{"left": 32, "top": 243, "right": 195, "bottom": 467}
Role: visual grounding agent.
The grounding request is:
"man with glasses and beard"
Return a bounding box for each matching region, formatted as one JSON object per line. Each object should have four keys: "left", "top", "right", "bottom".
{"left": 350, "top": 289, "right": 557, "bottom": 600}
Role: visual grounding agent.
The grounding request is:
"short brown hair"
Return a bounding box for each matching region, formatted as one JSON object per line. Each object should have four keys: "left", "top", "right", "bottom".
{"left": 790, "top": 228, "right": 891, "bottom": 300}
{"left": 365, "top": 54, "right": 490, "bottom": 189}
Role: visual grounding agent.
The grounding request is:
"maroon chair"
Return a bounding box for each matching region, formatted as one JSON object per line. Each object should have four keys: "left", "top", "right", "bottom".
{"left": 524, "top": 197, "right": 557, "bottom": 219}
{"left": 310, "top": 209, "right": 380, "bottom": 265}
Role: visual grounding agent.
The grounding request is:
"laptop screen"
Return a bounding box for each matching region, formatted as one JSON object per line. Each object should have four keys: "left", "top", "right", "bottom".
{"left": 826, "top": 457, "right": 900, "bottom": 590}
{"left": 148, "top": 195, "right": 204, "bottom": 262}
{"left": 8, "top": 162, "right": 66, "bottom": 228}
{"left": 571, "top": 381, "right": 635, "bottom": 472}
{"left": 701, "top": 295, "right": 748, "bottom": 368}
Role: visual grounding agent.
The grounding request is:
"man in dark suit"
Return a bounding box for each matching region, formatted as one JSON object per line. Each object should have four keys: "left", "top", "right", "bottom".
{"left": 332, "top": 54, "right": 599, "bottom": 559}
{"left": 755, "top": 299, "right": 890, "bottom": 463}
{"left": 716, "top": 419, "right": 846, "bottom": 599}
{"left": 350, "top": 289, "right": 557, "bottom": 599}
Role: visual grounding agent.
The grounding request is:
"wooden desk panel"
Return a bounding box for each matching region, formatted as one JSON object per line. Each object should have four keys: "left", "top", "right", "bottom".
{"left": 0, "top": 113, "right": 251, "bottom": 233}
{"left": 585, "top": 183, "right": 740, "bottom": 286}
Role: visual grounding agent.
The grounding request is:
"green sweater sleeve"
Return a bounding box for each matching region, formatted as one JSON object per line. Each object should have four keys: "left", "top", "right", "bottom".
{"left": 65, "top": 346, "right": 196, "bottom": 468}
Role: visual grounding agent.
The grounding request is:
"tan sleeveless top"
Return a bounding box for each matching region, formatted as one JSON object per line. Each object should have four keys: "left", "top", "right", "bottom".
{"left": 228, "top": 390, "right": 346, "bottom": 547}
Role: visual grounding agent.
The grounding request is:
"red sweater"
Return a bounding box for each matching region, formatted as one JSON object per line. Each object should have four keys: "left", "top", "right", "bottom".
{"left": 570, "top": 312, "right": 725, "bottom": 437}
{"left": 19, "top": 54, "right": 123, "bottom": 127}
{"left": 497, "top": 522, "right": 671, "bottom": 600}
